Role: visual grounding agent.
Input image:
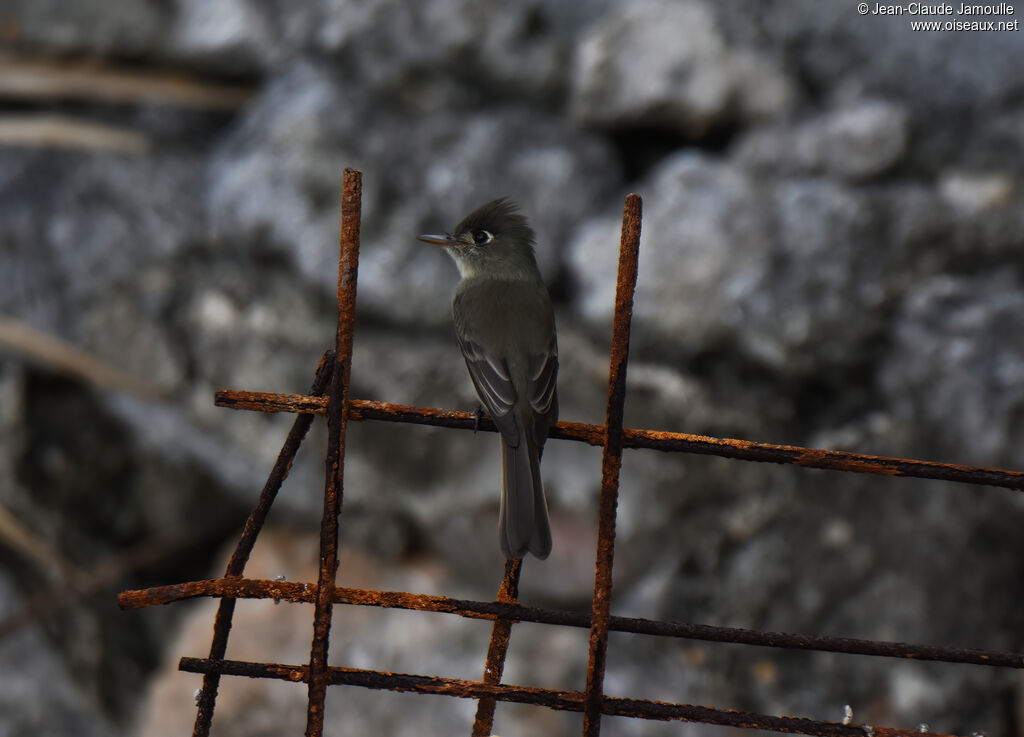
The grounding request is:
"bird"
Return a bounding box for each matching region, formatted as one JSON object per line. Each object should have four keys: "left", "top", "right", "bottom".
{"left": 419, "top": 198, "right": 558, "bottom": 559}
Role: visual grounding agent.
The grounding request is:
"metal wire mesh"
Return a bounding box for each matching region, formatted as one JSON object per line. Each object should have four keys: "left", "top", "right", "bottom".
{"left": 119, "top": 168, "right": 1024, "bottom": 737}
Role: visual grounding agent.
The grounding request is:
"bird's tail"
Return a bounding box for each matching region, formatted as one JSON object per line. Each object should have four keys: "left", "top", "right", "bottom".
{"left": 499, "top": 431, "right": 552, "bottom": 559}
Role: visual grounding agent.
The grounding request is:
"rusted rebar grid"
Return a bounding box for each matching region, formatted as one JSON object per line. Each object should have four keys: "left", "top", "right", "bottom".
{"left": 192, "top": 351, "right": 333, "bottom": 737}
{"left": 117, "top": 175, "right": 1024, "bottom": 737}
{"left": 177, "top": 656, "right": 958, "bottom": 737}
{"left": 119, "top": 576, "right": 1024, "bottom": 669}
{"left": 583, "top": 193, "right": 642, "bottom": 736}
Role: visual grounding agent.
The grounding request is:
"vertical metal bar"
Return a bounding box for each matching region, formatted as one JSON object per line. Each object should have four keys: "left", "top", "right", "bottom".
{"left": 306, "top": 169, "right": 363, "bottom": 737}
{"left": 582, "top": 194, "right": 643, "bottom": 737}
{"left": 470, "top": 558, "right": 523, "bottom": 736}
{"left": 192, "top": 352, "right": 334, "bottom": 737}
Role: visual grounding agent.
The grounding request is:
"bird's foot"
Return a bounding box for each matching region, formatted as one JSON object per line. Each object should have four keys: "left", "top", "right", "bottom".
{"left": 473, "top": 405, "right": 485, "bottom": 434}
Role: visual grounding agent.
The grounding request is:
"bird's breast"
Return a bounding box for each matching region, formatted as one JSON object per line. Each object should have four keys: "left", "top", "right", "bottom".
{"left": 453, "top": 277, "right": 555, "bottom": 355}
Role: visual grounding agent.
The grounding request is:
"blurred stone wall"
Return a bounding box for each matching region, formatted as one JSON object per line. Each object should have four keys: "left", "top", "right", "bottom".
{"left": 1, "top": 1, "right": 1023, "bottom": 735}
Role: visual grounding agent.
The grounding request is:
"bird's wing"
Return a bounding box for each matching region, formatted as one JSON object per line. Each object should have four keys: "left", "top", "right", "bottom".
{"left": 528, "top": 334, "right": 558, "bottom": 415}
{"left": 453, "top": 282, "right": 558, "bottom": 448}
{"left": 527, "top": 335, "right": 558, "bottom": 444}
{"left": 455, "top": 332, "right": 522, "bottom": 446}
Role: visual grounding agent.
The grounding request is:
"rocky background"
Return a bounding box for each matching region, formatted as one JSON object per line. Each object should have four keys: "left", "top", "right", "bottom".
{"left": 1, "top": 1, "right": 1024, "bottom": 735}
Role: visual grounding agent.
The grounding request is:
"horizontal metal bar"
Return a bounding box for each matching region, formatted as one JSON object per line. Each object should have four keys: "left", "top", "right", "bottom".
{"left": 177, "top": 656, "right": 959, "bottom": 737}
{"left": 213, "top": 390, "right": 1024, "bottom": 492}
{"left": 118, "top": 577, "right": 1024, "bottom": 669}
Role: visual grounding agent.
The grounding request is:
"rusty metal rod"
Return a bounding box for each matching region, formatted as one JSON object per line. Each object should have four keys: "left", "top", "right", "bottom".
{"left": 584, "top": 193, "right": 643, "bottom": 736}
{"left": 471, "top": 558, "right": 522, "bottom": 736}
{"left": 118, "top": 576, "right": 1024, "bottom": 670}
{"left": 193, "top": 351, "right": 334, "bottom": 737}
{"left": 178, "top": 656, "right": 960, "bottom": 737}
{"left": 214, "top": 391, "right": 1024, "bottom": 492}
{"left": 122, "top": 178, "right": 1016, "bottom": 737}
{"left": 306, "top": 168, "right": 363, "bottom": 737}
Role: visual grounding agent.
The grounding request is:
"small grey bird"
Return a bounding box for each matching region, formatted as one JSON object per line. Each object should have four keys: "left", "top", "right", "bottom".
{"left": 419, "top": 199, "right": 558, "bottom": 559}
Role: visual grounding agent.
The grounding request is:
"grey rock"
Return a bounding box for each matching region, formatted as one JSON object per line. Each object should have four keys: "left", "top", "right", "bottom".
{"left": 0, "top": 142, "right": 334, "bottom": 513}
{"left": 0, "top": 363, "right": 249, "bottom": 729}
{"left": 0, "top": 573, "right": 115, "bottom": 737}
{"left": 880, "top": 270, "right": 1024, "bottom": 468}
{"left": 736, "top": 100, "right": 910, "bottom": 180}
{"left": 209, "top": 60, "right": 620, "bottom": 326}
{"left": 571, "top": 0, "right": 795, "bottom": 134}
{"left": 5, "top": 0, "right": 574, "bottom": 92}
{"left": 938, "top": 169, "right": 1016, "bottom": 215}
{"left": 723, "top": 0, "right": 1024, "bottom": 171}
{"left": 206, "top": 60, "right": 364, "bottom": 293}
{"left": 569, "top": 152, "right": 896, "bottom": 376}
{"left": 961, "top": 108, "right": 1024, "bottom": 171}
{"left": 570, "top": 153, "right": 767, "bottom": 354}
{"left": 309, "top": 0, "right": 571, "bottom": 104}
{"left": 0, "top": 0, "right": 173, "bottom": 59}
{"left": 169, "top": 0, "right": 572, "bottom": 98}
{"left": 169, "top": 0, "right": 302, "bottom": 73}
{"left": 741, "top": 0, "right": 1024, "bottom": 111}
{"left": 0, "top": 150, "right": 205, "bottom": 330}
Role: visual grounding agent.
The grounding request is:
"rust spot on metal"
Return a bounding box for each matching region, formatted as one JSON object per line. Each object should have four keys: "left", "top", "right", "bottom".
{"left": 795, "top": 450, "right": 901, "bottom": 475}
{"left": 213, "top": 389, "right": 326, "bottom": 414}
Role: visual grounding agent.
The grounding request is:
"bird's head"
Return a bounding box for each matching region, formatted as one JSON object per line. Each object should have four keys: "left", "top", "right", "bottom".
{"left": 418, "top": 198, "right": 539, "bottom": 280}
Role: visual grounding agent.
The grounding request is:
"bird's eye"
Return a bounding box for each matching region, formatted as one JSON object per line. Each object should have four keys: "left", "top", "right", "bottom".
{"left": 473, "top": 230, "right": 493, "bottom": 245}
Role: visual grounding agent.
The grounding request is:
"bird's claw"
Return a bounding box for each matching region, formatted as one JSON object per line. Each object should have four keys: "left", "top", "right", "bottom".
{"left": 473, "top": 406, "right": 485, "bottom": 434}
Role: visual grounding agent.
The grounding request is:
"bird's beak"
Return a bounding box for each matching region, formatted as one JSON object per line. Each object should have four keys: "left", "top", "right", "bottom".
{"left": 417, "top": 233, "right": 457, "bottom": 246}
